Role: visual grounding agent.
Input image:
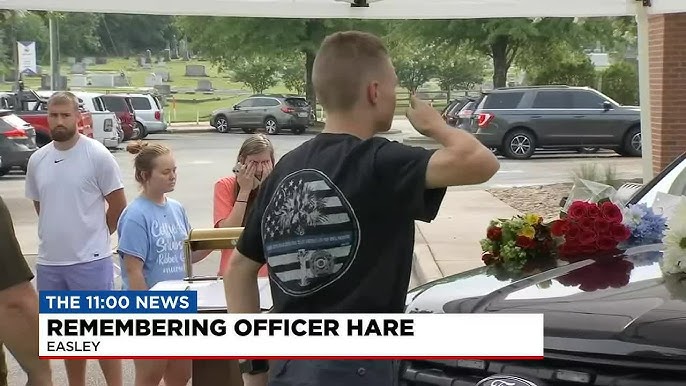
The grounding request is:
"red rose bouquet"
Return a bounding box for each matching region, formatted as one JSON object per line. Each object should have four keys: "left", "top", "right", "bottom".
{"left": 550, "top": 200, "right": 631, "bottom": 258}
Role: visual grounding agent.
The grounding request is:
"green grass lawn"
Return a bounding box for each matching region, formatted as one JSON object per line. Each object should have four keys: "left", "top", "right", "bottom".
{"left": 2, "top": 57, "right": 449, "bottom": 123}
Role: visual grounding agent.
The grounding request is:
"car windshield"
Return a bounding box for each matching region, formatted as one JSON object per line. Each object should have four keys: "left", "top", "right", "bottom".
{"left": 632, "top": 154, "right": 686, "bottom": 217}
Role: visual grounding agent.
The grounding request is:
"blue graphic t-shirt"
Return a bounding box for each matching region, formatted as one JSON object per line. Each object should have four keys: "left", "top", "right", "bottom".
{"left": 117, "top": 196, "right": 191, "bottom": 290}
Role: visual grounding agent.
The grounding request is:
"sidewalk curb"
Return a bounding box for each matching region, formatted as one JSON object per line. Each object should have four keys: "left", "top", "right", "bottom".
{"left": 412, "top": 244, "right": 443, "bottom": 285}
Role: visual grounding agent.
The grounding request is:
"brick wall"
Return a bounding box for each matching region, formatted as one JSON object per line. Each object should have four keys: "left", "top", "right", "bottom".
{"left": 649, "top": 13, "right": 686, "bottom": 174}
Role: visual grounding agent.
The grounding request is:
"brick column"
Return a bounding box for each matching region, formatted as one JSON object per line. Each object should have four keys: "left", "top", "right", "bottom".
{"left": 649, "top": 12, "right": 686, "bottom": 175}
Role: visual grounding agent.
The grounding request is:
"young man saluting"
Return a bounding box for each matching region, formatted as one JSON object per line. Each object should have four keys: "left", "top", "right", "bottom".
{"left": 225, "top": 31, "right": 499, "bottom": 386}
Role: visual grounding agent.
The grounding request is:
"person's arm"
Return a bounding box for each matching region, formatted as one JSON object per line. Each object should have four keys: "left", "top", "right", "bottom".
{"left": 0, "top": 197, "right": 52, "bottom": 385}
{"left": 105, "top": 189, "right": 127, "bottom": 234}
{"left": 214, "top": 179, "right": 250, "bottom": 228}
{"left": 122, "top": 255, "right": 148, "bottom": 290}
{"left": 24, "top": 156, "right": 41, "bottom": 216}
{"left": 96, "top": 148, "right": 127, "bottom": 234}
{"left": 406, "top": 94, "right": 499, "bottom": 188}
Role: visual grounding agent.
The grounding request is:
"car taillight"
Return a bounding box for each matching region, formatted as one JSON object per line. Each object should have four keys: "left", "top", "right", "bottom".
{"left": 154, "top": 111, "right": 161, "bottom": 120}
{"left": 281, "top": 106, "right": 295, "bottom": 114}
{"left": 477, "top": 113, "right": 495, "bottom": 128}
{"left": 3, "top": 128, "right": 27, "bottom": 139}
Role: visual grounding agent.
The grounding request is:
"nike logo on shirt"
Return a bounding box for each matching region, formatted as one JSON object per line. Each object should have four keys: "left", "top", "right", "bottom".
{"left": 54, "top": 159, "right": 65, "bottom": 163}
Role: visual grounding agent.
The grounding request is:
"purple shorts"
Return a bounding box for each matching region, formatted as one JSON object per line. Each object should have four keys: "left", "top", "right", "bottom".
{"left": 36, "top": 257, "right": 114, "bottom": 291}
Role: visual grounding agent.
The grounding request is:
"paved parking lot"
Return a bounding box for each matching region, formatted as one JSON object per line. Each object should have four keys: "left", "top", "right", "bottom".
{"left": 0, "top": 126, "right": 643, "bottom": 385}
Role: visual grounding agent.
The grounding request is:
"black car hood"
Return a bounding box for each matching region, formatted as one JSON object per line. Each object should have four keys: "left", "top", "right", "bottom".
{"left": 405, "top": 244, "right": 686, "bottom": 363}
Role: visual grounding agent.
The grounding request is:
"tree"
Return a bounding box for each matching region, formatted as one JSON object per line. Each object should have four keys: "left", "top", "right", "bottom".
{"left": 600, "top": 61, "right": 638, "bottom": 105}
{"left": 408, "top": 18, "right": 585, "bottom": 88}
{"left": 388, "top": 37, "right": 437, "bottom": 93}
{"left": 97, "top": 14, "right": 177, "bottom": 56}
{"left": 517, "top": 39, "right": 597, "bottom": 87}
{"left": 230, "top": 56, "right": 280, "bottom": 94}
{"left": 433, "top": 45, "right": 487, "bottom": 101}
{"left": 177, "top": 17, "right": 387, "bottom": 114}
{"left": 281, "top": 54, "right": 306, "bottom": 95}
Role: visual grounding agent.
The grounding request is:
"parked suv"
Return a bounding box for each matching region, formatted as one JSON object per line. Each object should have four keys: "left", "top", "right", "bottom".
{"left": 467, "top": 86, "right": 642, "bottom": 159}
{"left": 129, "top": 93, "right": 167, "bottom": 138}
{"left": 210, "top": 94, "right": 311, "bottom": 135}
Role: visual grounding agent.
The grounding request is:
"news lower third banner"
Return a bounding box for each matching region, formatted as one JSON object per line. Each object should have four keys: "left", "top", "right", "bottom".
{"left": 38, "top": 291, "right": 544, "bottom": 359}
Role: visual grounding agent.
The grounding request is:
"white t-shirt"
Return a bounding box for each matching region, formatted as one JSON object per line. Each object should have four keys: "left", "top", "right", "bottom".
{"left": 25, "top": 134, "right": 124, "bottom": 266}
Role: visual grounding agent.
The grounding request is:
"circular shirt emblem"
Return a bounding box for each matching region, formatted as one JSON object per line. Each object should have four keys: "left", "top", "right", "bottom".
{"left": 476, "top": 375, "right": 540, "bottom": 386}
{"left": 261, "top": 169, "right": 360, "bottom": 296}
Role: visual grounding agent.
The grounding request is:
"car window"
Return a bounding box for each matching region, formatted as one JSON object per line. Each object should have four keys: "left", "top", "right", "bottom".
{"left": 124, "top": 98, "right": 135, "bottom": 113}
{"left": 237, "top": 99, "right": 255, "bottom": 108}
{"left": 254, "top": 98, "right": 279, "bottom": 107}
{"left": 93, "top": 97, "right": 106, "bottom": 112}
{"left": 532, "top": 91, "right": 573, "bottom": 109}
{"left": 151, "top": 95, "right": 162, "bottom": 109}
{"left": 101, "top": 96, "right": 127, "bottom": 112}
{"left": 131, "top": 97, "right": 152, "bottom": 110}
{"left": 571, "top": 91, "right": 607, "bottom": 109}
{"left": 285, "top": 98, "right": 308, "bottom": 107}
{"left": 481, "top": 92, "right": 524, "bottom": 109}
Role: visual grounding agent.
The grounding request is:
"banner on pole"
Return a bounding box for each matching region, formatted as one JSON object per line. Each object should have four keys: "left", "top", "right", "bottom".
{"left": 17, "top": 41, "right": 37, "bottom": 75}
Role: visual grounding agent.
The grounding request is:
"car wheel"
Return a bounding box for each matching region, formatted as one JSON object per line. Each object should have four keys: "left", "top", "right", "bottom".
{"left": 242, "top": 128, "right": 256, "bottom": 134}
{"left": 622, "top": 126, "right": 642, "bottom": 157}
{"left": 503, "top": 129, "right": 536, "bottom": 159}
{"left": 137, "top": 122, "right": 148, "bottom": 139}
{"left": 265, "top": 117, "right": 279, "bottom": 135}
{"left": 291, "top": 127, "right": 306, "bottom": 135}
{"left": 214, "top": 115, "right": 230, "bottom": 133}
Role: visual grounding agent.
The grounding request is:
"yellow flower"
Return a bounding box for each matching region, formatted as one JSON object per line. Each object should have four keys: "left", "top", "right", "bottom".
{"left": 523, "top": 213, "right": 541, "bottom": 225}
{"left": 519, "top": 225, "right": 535, "bottom": 238}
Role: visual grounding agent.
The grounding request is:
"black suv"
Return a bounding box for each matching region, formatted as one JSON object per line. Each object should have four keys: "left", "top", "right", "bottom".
{"left": 467, "top": 86, "right": 642, "bottom": 159}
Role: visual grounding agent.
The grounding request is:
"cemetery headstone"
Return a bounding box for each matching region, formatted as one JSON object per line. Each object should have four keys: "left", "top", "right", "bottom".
{"left": 71, "top": 63, "right": 86, "bottom": 74}
{"left": 145, "top": 49, "right": 153, "bottom": 63}
{"left": 70, "top": 74, "right": 89, "bottom": 87}
{"left": 67, "top": 57, "right": 77, "bottom": 65}
{"left": 96, "top": 57, "right": 108, "bottom": 65}
{"left": 185, "top": 64, "right": 207, "bottom": 77}
{"left": 154, "top": 84, "right": 172, "bottom": 95}
{"left": 196, "top": 79, "right": 213, "bottom": 91}
{"left": 83, "top": 57, "right": 96, "bottom": 66}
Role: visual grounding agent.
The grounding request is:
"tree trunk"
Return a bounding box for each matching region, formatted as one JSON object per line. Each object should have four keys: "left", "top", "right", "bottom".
{"left": 305, "top": 49, "right": 317, "bottom": 119}
{"left": 491, "top": 37, "right": 510, "bottom": 88}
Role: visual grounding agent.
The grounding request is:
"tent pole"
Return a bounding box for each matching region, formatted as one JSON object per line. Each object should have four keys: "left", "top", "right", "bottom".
{"left": 635, "top": 0, "right": 653, "bottom": 182}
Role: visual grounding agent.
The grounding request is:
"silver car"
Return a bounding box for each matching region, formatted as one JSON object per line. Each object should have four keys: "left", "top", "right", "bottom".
{"left": 129, "top": 93, "right": 167, "bottom": 137}
{"left": 210, "top": 94, "right": 311, "bottom": 135}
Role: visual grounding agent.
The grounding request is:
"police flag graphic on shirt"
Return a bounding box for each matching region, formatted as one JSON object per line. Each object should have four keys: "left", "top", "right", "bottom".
{"left": 262, "top": 169, "right": 360, "bottom": 296}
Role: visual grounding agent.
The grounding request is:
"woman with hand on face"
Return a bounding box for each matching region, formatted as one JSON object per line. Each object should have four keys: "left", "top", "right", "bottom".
{"left": 117, "top": 141, "right": 212, "bottom": 386}
{"left": 213, "top": 134, "right": 274, "bottom": 277}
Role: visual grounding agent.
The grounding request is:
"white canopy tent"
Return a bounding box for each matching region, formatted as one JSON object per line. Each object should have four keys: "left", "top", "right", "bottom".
{"left": 0, "top": 0, "right": 684, "bottom": 18}
{"left": 2, "top": 0, "right": 685, "bottom": 181}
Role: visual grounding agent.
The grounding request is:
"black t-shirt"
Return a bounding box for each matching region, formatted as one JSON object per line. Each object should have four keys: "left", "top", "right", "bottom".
{"left": 0, "top": 196, "right": 34, "bottom": 291}
{"left": 236, "top": 133, "right": 446, "bottom": 313}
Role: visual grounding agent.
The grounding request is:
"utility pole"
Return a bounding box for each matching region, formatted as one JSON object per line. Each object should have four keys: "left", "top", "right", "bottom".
{"left": 49, "top": 15, "right": 60, "bottom": 90}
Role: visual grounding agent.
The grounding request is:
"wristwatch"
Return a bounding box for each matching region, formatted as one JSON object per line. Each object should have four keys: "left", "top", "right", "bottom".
{"left": 239, "top": 359, "right": 269, "bottom": 374}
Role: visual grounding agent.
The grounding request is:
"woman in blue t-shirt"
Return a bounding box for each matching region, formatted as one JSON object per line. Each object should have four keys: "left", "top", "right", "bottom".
{"left": 117, "top": 141, "right": 211, "bottom": 386}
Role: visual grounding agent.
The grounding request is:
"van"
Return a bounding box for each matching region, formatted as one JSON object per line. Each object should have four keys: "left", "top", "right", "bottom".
{"left": 128, "top": 93, "right": 167, "bottom": 137}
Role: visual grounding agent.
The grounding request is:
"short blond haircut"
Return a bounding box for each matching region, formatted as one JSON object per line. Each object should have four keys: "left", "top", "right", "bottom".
{"left": 47, "top": 91, "right": 79, "bottom": 111}
{"left": 312, "top": 31, "right": 390, "bottom": 113}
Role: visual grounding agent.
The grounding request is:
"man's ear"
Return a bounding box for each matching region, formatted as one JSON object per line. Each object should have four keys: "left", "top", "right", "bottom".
{"left": 367, "top": 82, "right": 380, "bottom": 106}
